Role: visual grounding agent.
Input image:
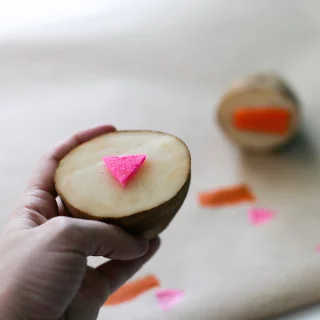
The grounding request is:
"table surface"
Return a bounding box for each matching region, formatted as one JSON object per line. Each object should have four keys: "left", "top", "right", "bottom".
{"left": 1, "top": 1, "right": 320, "bottom": 319}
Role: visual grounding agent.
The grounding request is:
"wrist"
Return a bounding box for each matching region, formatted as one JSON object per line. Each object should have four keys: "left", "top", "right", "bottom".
{"left": 0, "top": 292, "right": 23, "bottom": 320}
{"left": 0, "top": 306, "right": 19, "bottom": 320}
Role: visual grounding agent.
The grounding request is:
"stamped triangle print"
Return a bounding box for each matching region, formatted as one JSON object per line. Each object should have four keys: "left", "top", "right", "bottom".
{"left": 248, "top": 208, "right": 274, "bottom": 225}
{"left": 155, "top": 289, "right": 184, "bottom": 311}
{"left": 103, "top": 154, "right": 147, "bottom": 187}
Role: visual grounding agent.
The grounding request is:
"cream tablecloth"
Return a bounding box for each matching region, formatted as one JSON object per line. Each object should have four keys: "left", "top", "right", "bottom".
{"left": 1, "top": 1, "right": 320, "bottom": 319}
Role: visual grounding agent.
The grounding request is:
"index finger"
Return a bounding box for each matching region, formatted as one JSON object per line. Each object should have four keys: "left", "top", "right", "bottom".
{"left": 27, "top": 125, "right": 116, "bottom": 195}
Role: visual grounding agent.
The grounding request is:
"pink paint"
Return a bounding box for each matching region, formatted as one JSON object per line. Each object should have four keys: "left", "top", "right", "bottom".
{"left": 155, "top": 289, "right": 184, "bottom": 311}
{"left": 316, "top": 245, "right": 320, "bottom": 253}
{"left": 248, "top": 208, "right": 274, "bottom": 225}
{"left": 103, "top": 154, "right": 147, "bottom": 187}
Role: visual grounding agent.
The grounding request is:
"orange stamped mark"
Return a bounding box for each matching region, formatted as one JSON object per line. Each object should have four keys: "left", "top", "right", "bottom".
{"left": 233, "top": 106, "right": 291, "bottom": 135}
{"left": 104, "top": 274, "right": 160, "bottom": 306}
{"left": 198, "top": 184, "right": 255, "bottom": 207}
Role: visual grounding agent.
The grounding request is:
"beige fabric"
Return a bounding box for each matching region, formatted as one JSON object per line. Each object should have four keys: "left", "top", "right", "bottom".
{"left": 1, "top": 1, "right": 320, "bottom": 319}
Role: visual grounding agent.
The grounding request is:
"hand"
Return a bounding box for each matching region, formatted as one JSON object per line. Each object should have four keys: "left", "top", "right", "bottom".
{"left": 0, "top": 125, "right": 160, "bottom": 320}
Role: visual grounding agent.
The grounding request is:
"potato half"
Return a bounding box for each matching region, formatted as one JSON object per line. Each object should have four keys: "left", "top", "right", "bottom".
{"left": 54, "top": 130, "right": 191, "bottom": 239}
{"left": 217, "top": 72, "right": 301, "bottom": 152}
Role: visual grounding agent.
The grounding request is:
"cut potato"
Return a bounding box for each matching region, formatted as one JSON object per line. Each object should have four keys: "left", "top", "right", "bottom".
{"left": 217, "top": 72, "right": 301, "bottom": 152}
{"left": 54, "top": 130, "right": 191, "bottom": 239}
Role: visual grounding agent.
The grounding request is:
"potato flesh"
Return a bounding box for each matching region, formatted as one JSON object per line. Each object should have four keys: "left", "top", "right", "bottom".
{"left": 55, "top": 131, "right": 190, "bottom": 218}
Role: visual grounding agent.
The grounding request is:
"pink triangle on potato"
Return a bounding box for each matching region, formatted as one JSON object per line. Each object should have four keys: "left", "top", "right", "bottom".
{"left": 103, "top": 154, "right": 147, "bottom": 187}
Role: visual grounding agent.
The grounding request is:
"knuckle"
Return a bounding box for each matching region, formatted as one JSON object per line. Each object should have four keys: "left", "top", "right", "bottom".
{"left": 48, "top": 216, "right": 73, "bottom": 235}
{"left": 46, "top": 217, "right": 83, "bottom": 247}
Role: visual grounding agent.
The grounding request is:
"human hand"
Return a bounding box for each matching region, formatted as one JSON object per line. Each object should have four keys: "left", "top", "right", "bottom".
{"left": 0, "top": 125, "right": 160, "bottom": 320}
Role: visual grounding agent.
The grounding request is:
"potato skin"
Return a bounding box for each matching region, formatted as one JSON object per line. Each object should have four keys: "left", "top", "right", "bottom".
{"left": 229, "top": 72, "right": 300, "bottom": 107}
{"left": 55, "top": 130, "right": 191, "bottom": 240}
{"left": 58, "top": 172, "right": 190, "bottom": 240}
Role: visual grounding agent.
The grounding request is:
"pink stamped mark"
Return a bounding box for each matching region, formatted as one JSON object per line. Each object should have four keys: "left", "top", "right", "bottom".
{"left": 103, "top": 154, "right": 147, "bottom": 187}
{"left": 155, "top": 289, "right": 184, "bottom": 311}
{"left": 248, "top": 208, "right": 275, "bottom": 225}
{"left": 316, "top": 245, "right": 320, "bottom": 253}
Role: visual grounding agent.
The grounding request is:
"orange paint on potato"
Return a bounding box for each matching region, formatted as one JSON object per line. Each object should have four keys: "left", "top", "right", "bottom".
{"left": 233, "top": 107, "right": 291, "bottom": 134}
{"left": 198, "top": 184, "right": 255, "bottom": 207}
{"left": 104, "top": 274, "right": 160, "bottom": 306}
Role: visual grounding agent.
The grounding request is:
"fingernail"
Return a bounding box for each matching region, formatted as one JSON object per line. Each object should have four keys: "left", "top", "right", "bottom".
{"left": 135, "top": 235, "right": 149, "bottom": 247}
{"left": 149, "top": 237, "right": 161, "bottom": 252}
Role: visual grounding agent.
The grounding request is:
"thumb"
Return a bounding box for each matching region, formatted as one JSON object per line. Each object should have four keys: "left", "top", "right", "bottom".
{"left": 41, "top": 216, "right": 149, "bottom": 260}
